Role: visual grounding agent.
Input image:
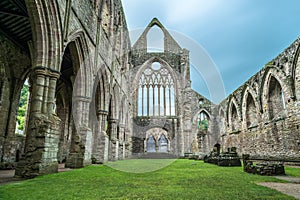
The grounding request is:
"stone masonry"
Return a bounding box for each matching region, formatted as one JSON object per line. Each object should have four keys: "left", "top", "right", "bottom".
{"left": 0, "top": 0, "right": 299, "bottom": 177}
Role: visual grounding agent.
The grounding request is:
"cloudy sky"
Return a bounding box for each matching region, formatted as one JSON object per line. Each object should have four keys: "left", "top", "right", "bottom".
{"left": 122, "top": 0, "right": 300, "bottom": 103}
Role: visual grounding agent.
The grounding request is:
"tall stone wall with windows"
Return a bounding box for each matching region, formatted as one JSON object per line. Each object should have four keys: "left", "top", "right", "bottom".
{"left": 129, "top": 18, "right": 219, "bottom": 157}
{"left": 218, "top": 38, "right": 300, "bottom": 160}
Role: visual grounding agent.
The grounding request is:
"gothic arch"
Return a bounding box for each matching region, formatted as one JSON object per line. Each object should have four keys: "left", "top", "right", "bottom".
{"left": 194, "top": 109, "right": 211, "bottom": 134}
{"left": 147, "top": 24, "right": 164, "bottom": 52}
{"left": 109, "top": 84, "right": 120, "bottom": 120}
{"left": 292, "top": 44, "right": 300, "bottom": 100}
{"left": 95, "top": 66, "right": 110, "bottom": 112}
{"left": 261, "top": 69, "right": 291, "bottom": 120}
{"left": 145, "top": 127, "right": 170, "bottom": 153}
{"left": 26, "top": 1, "right": 63, "bottom": 71}
{"left": 133, "top": 57, "right": 178, "bottom": 116}
{"left": 132, "top": 18, "right": 181, "bottom": 53}
{"left": 68, "top": 31, "right": 93, "bottom": 98}
{"left": 263, "top": 75, "right": 286, "bottom": 120}
{"left": 261, "top": 67, "right": 292, "bottom": 107}
{"left": 241, "top": 86, "right": 260, "bottom": 128}
{"left": 192, "top": 108, "right": 211, "bottom": 124}
{"left": 133, "top": 57, "right": 179, "bottom": 88}
{"left": 228, "top": 97, "right": 241, "bottom": 132}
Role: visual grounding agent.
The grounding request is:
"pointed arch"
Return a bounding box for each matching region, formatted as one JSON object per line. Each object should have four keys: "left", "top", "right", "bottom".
{"left": 196, "top": 110, "right": 210, "bottom": 133}
{"left": 145, "top": 128, "right": 170, "bottom": 153}
{"left": 292, "top": 43, "right": 300, "bottom": 100}
{"left": 261, "top": 69, "right": 290, "bottom": 120}
{"left": 228, "top": 97, "right": 241, "bottom": 132}
{"left": 26, "top": 1, "right": 63, "bottom": 70}
{"left": 241, "top": 86, "right": 260, "bottom": 128}
{"left": 68, "top": 31, "right": 92, "bottom": 98}
{"left": 95, "top": 66, "right": 109, "bottom": 112}
{"left": 132, "top": 18, "right": 182, "bottom": 53}
{"left": 265, "top": 76, "right": 286, "bottom": 120}
{"left": 134, "top": 57, "right": 178, "bottom": 117}
{"left": 261, "top": 67, "right": 292, "bottom": 110}
{"left": 109, "top": 84, "right": 120, "bottom": 120}
{"left": 147, "top": 24, "right": 164, "bottom": 52}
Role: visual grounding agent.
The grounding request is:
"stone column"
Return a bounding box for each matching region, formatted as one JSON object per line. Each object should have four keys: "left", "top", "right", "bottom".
{"left": 66, "top": 97, "right": 92, "bottom": 168}
{"left": 15, "top": 67, "right": 61, "bottom": 178}
{"left": 108, "top": 118, "right": 118, "bottom": 161}
{"left": 92, "top": 110, "right": 108, "bottom": 163}
{"left": 119, "top": 124, "right": 125, "bottom": 159}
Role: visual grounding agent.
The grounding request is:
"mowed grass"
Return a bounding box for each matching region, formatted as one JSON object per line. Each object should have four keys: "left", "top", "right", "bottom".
{"left": 0, "top": 159, "right": 297, "bottom": 200}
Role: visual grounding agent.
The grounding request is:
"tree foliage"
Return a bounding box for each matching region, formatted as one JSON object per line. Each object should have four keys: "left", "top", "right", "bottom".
{"left": 17, "top": 84, "right": 28, "bottom": 132}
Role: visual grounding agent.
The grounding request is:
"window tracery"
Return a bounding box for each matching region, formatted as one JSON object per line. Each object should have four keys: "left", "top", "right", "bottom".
{"left": 138, "top": 62, "right": 175, "bottom": 116}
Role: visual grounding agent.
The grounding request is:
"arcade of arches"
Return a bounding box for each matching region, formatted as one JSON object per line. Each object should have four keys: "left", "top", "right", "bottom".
{"left": 0, "top": 0, "right": 299, "bottom": 177}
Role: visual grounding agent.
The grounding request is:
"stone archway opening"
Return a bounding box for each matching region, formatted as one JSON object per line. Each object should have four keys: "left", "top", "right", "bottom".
{"left": 146, "top": 134, "right": 156, "bottom": 152}
{"left": 56, "top": 42, "right": 79, "bottom": 165}
{"left": 214, "top": 143, "right": 221, "bottom": 155}
{"left": 158, "top": 134, "right": 168, "bottom": 152}
{"left": 145, "top": 128, "right": 170, "bottom": 153}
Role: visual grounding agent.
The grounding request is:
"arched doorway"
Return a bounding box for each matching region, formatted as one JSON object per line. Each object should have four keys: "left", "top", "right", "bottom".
{"left": 158, "top": 134, "right": 168, "bottom": 152}
{"left": 146, "top": 135, "right": 156, "bottom": 152}
{"left": 145, "top": 128, "right": 170, "bottom": 153}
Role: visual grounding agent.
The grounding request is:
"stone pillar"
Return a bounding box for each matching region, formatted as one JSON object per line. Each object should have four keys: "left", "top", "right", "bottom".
{"left": 124, "top": 128, "right": 131, "bottom": 158}
{"left": 119, "top": 124, "right": 125, "bottom": 159}
{"left": 15, "top": 67, "right": 61, "bottom": 178}
{"left": 92, "top": 110, "right": 108, "bottom": 163}
{"left": 66, "top": 98, "right": 92, "bottom": 168}
{"left": 108, "top": 118, "right": 118, "bottom": 161}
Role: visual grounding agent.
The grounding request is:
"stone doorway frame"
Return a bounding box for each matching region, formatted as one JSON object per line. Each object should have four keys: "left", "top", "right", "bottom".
{"left": 144, "top": 128, "right": 170, "bottom": 153}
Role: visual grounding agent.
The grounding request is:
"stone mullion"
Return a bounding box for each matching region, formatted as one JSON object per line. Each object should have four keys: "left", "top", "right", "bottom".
{"left": 169, "top": 87, "right": 171, "bottom": 116}
{"left": 163, "top": 86, "right": 166, "bottom": 116}
{"left": 158, "top": 85, "right": 161, "bottom": 116}
{"left": 152, "top": 85, "right": 155, "bottom": 116}
{"left": 142, "top": 85, "right": 144, "bottom": 116}
{"left": 147, "top": 85, "right": 150, "bottom": 116}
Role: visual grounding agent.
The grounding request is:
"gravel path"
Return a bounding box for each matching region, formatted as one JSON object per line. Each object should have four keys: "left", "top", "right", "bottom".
{"left": 257, "top": 176, "right": 300, "bottom": 199}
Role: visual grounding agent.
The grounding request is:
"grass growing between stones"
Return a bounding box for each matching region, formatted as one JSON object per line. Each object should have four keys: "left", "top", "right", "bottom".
{"left": 0, "top": 159, "right": 296, "bottom": 200}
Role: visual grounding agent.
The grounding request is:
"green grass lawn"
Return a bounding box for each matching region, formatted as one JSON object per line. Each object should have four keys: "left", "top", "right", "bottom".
{"left": 0, "top": 159, "right": 297, "bottom": 200}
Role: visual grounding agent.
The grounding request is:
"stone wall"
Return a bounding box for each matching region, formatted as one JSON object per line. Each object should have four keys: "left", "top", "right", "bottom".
{"left": 0, "top": 35, "right": 30, "bottom": 168}
{"left": 218, "top": 38, "right": 300, "bottom": 160}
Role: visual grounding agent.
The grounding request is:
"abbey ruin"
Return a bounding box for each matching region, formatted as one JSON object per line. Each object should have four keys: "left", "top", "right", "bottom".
{"left": 0, "top": 0, "right": 299, "bottom": 177}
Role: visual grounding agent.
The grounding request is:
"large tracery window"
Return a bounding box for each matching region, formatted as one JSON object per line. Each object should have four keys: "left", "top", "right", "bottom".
{"left": 138, "top": 62, "right": 175, "bottom": 116}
